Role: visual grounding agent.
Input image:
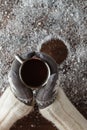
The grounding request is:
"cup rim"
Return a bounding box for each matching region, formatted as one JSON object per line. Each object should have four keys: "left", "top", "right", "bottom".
{"left": 19, "top": 58, "right": 51, "bottom": 89}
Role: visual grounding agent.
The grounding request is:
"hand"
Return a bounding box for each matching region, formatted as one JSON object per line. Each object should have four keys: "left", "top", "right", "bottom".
{"left": 9, "top": 51, "right": 58, "bottom": 107}
{"left": 36, "top": 73, "right": 58, "bottom": 109}
{"left": 8, "top": 52, "right": 36, "bottom": 105}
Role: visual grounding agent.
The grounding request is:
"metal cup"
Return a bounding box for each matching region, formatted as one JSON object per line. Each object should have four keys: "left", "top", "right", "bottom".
{"left": 15, "top": 54, "right": 51, "bottom": 89}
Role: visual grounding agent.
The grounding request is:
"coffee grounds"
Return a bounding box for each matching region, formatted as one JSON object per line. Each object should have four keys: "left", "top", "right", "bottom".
{"left": 40, "top": 39, "right": 68, "bottom": 64}
{"left": 10, "top": 104, "right": 57, "bottom": 130}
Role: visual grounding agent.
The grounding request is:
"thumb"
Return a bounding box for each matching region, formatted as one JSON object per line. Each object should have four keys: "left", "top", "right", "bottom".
{"left": 36, "top": 73, "right": 58, "bottom": 108}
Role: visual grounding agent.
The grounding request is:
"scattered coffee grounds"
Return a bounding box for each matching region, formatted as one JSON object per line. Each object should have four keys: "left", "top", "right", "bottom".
{"left": 10, "top": 104, "right": 57, "bottom": 130}
{"left": 40, "top": 39, "right": 68, "bottom": 64}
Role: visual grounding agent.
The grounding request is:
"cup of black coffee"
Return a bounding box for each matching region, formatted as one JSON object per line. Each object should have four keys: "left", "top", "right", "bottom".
{"left": 15, "top": 54, "right": 50, "bottom": 89}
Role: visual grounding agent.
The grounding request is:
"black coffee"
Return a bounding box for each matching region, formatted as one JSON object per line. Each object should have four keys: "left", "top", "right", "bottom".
{"left": 20, "top": 59, "right": 48, "bottom": 88}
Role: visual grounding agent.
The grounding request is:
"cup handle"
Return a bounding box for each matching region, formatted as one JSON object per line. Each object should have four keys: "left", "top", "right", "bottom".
{"left": 15, "top": 54, "right": 24, "bottom": 64}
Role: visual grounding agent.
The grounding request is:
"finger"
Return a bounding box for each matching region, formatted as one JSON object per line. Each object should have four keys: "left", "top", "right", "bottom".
{"left": 45, "top": 73, "right": 58, "bottom": 91}
{"left": 26, "top": 51, "right": 36, "bottom": 59}
{"left": 8, "top": 59, "right": 33, "bottom": 105}
{"left": 36, "top": 73, "right": 58, "bottom": 108}
{"left": 36, "top": 73, "right": 58, "bottom": 100}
